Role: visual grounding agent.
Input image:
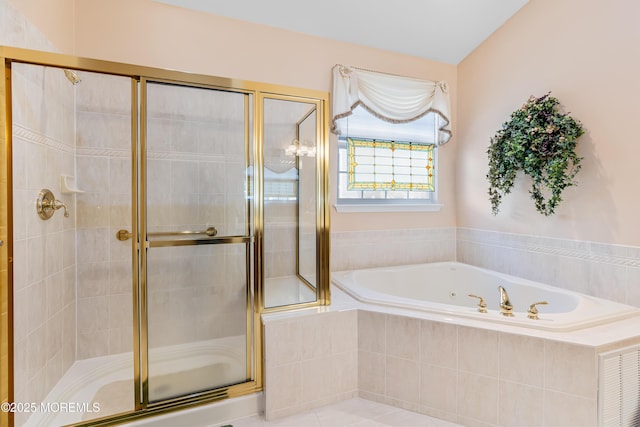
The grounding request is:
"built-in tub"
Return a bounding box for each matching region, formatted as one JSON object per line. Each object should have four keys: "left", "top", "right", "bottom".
{"left": 332, "top": 262, "right": 640, "bottom": 331}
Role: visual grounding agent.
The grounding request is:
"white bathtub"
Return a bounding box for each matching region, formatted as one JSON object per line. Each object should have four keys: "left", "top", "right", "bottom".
{"left": 332, "top": 262, "right": 640, "bottom": 331}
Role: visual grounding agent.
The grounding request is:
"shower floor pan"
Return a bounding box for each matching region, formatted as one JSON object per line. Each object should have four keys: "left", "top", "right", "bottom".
{"left": 24, "top": 335, "right": 246, "bottom": 427}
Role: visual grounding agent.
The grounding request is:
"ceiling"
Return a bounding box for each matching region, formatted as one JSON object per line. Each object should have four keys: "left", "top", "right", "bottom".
{"left": 155, "top": 0, "right": 528, "bottom": 64}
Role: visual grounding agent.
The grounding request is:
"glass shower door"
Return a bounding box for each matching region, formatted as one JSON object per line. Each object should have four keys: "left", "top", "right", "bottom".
{"left": 142, "top": 81, "right": 252, "bottom": 402}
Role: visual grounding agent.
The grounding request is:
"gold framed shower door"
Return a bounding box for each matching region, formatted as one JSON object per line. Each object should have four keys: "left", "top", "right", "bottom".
{"left": 0, "top": 46, "right": 330, "bottom": 427}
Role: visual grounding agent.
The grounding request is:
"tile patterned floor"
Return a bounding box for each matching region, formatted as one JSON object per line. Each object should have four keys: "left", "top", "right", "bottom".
{"left": 211, "top": 398, "right": 462, "bottom": 427}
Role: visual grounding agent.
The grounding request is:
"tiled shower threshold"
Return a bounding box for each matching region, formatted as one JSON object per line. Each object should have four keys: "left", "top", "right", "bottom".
{"left": 208, "top": 397, "right": 462, "bottom": 427}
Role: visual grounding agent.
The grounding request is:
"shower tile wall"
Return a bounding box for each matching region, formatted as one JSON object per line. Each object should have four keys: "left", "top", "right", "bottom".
{"left": 2, "top": 2, "right": 78, "bottom": 425}
{"left": 264, "top": 205, "right": 296, "bottom": 278}
{"left": 11, "top": 64, "right": 77, "bottom": 423}
{"left": 145, "top": 84, "right": 248, "bottom": 350}
{"left": 75, "top": 71, "right": 133, "bottom": 358}
{"left": 263, "top": 102, "right": 305, "bottom": 281}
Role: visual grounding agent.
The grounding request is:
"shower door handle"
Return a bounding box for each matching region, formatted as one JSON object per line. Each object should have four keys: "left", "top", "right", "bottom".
{"left": 116, "top": 227, "right": 218, "bottom": 241}
{"left": 116, "top": 229, "right": 133, "bottom": 241}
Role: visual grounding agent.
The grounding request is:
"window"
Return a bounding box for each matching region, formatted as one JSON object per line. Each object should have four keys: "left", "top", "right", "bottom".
{"left": 264, "top": 167, "right": 298, "bottom": 201}
{"left": 330, "top": 64, "right": 451, "bottom": 212}
{"left": 342, "top": 137, "right": 435, "bottom": 191}
{"left": 335, "top": 107, "right": 441, "bottom": 212}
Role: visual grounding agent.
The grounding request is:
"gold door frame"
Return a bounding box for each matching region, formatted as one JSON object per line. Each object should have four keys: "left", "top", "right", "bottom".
{"left": 0, "top": 46, "right": 330, "bottom": 427}
{"left": 258, "top": 93, "right": 331, "bottom": 313}
{"left": 295, "top": 106, "right": 319, "bottom": 292}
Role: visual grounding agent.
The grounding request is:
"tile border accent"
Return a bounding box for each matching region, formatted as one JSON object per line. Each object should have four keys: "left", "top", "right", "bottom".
{"left": 12, "top": 123, "right": 74, "bottom": 154}
{"left": 457, "top": 227, "right": 640, "bottom": 268}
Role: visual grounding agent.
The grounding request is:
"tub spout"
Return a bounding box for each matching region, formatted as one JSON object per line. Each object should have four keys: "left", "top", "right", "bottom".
{"left": 498, "top": 285, "right": 514, "bottom": 317}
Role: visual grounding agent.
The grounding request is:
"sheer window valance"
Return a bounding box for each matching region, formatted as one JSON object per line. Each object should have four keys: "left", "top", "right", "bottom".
{"left": 331, "top": 64, "right": 452, "bottom": 145}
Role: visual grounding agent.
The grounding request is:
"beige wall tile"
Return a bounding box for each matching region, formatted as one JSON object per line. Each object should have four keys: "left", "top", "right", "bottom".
{"left": 77, "top": 329, "right": 109, "bottom": 359}
{"left": 385, "top": 355, "right": 419, "bottom": 404}
{"left": 265, "top": 362, "right": 302, "bottom": 416}
{"left": 386, "top": 315, "right": 420, "bottom": 362}
{"left": 299, "top": 313, "right": 334, "bottom": 360}
{"left": 359, "top": 350, "right": 385, "bottom": 395}
{"left": 544, "top": 341, "right": 597, "bottom": 399}
{"left": 420, "top": 320, "right": 457, "bottom": 369}
{"left": 332, "top": 351, "right": 358, "bottom": 396}
{"left": 108, "top": 293, "right": 132, "bottom": 329}
{"left": 264, "top": 319, "right": 302, "bottom": 367}
{"left": 499, "top": 332, "right": 544, "bottom": 387}
{"left": 458, "top": 326, "right": 499, "bottom": 377}
{"left": 77, "top": 295, "right": 108, "bottom": 332}
{"left": 457, "top": 371, "right": 498, "bottom": 425}
{"left": 330, "top": 310, "right": 358, "bottom": 355}
{"left": 498, "top": 380, "right": 543, "bottom": 427}
{"left": 301, "top": 356, "right": 335, "bottom": 403}
{"left": 419, "top": 363, "right": 457, "bottom": 414}
{"left": 543, "top": 390, "right": 597, "bottom": 427}
{"left": 358, "top": 310, "right": 386, "bottom": 354}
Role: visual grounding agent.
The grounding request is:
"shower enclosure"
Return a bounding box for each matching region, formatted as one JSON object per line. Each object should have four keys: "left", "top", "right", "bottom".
{"left": 0, "top": 47, "right": 329, "bottom": 427}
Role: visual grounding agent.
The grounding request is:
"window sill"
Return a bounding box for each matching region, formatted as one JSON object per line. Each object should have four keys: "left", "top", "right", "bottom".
{"left": 334, "top": 203, "right": 443, "bottom": 213}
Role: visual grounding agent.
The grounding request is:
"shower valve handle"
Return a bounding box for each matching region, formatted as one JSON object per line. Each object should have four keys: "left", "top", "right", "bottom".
{"left": 52, "top": 199, "right": 70, "bottom": 217}
{"left": 36, "top": 189, "right": 69, "bottom": 220}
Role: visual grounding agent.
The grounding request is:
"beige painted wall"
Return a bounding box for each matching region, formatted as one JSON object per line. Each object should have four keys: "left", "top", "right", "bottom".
{"left": 457, "top": 0, "right": 640, "bottom": 246}
{"left": 16, "top": 0, "right": 633, "bottom": 244}
{"left": 8, "top": 0, "right": 75, "bottom": 53}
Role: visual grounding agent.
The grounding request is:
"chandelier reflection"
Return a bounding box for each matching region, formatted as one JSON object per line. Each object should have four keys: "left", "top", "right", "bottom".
{"left": 285, "top": 139, "right": 316, "bottom": 157}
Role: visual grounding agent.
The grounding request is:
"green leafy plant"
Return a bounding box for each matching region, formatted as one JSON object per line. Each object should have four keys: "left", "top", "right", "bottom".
{"left": 487, "top": 93, "right": 584, "bottom": 216}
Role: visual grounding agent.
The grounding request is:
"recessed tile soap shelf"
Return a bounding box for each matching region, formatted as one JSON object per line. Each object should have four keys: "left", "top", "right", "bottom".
{"left": 60, "top": 174, "right": 84, "bottom": 194}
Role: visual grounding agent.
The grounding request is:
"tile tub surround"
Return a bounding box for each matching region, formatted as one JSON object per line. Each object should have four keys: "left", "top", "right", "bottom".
{"left": 358, "top": 311, "right": 600, "bottom": 427}
{"left": 263, "top": 287, "right": 640, "bottom": 427}
{"left": 457, "top": 228, "right": 640, "bottom": 308}
{"left": 331, "top": 227, "right": 456, "bottom": 272}
{"left": 331, "top": 227, "right": 640, "bottom": 309}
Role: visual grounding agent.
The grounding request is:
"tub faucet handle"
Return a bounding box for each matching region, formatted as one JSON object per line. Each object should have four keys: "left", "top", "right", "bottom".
{"left": 468, "top": 294, "right": 488, "bottom": 313}
{"left": 527, "top": 301, "right": 548, "bottom": 320}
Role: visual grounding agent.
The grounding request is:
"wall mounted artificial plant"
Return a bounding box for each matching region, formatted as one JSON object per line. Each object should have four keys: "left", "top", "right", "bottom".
{"left": 487, "top": 93, "right": 584, "bottom": 216}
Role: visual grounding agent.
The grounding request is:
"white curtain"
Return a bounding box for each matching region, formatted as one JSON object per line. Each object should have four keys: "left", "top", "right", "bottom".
{"left": 331, "top": 64, "right": 452, "bottom": 145}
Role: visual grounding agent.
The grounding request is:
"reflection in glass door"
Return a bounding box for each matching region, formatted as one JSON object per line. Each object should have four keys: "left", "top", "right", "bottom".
{"left": 262, "top": 97, "right": 320, "bottom": 309}
{"left": 142, "top": 81, "right": 252, "bottom": 402}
